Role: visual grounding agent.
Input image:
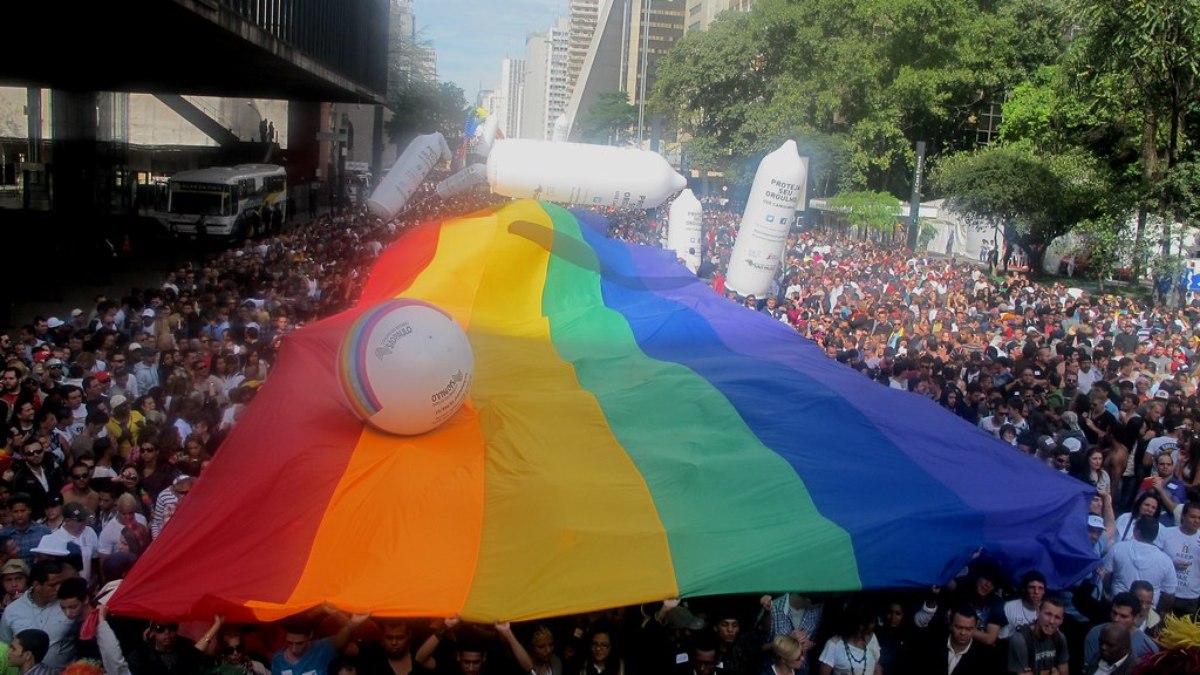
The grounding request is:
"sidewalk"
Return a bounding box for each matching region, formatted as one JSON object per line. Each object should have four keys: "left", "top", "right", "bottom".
{"left": 4, "top": 209, "right": 323, "bottom": 331}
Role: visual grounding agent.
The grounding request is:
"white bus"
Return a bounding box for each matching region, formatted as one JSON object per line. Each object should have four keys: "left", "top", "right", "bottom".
{"left": 162, "top": 164, "right": 286, "bottom": 238}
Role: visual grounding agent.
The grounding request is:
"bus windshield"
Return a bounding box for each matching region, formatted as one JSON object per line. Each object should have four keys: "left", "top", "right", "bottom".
{"left": 169, "top": 183, "right": 231, "bottom": 216}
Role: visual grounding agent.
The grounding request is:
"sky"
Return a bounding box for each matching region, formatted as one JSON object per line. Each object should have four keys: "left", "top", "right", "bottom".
{"left": 417, "top": 0, "right": 567, "bottom": 103}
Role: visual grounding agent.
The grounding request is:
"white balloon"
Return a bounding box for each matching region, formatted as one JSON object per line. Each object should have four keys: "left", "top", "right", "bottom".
{"left": 339, "top": 300, "right": 474, "bottom": 436}
{"left": 552, "top": 115, "right": 570, "bottom": 142}
{"left": 367, "top": 132, "right": 450, "bottom": 221}
{"left": 478, "top": 115, "right": 500, "bottom": 155}
{"left": 725, "top": 140, "right": 808, "bottom": 297}
{"left": 485, "top": 139, "right": 686, "bottom": 209}
{"left": 435, "top": 164, "right": 488, "bottom": 200}
{"left": 667, "top": 189, "right": 703, "bottom": 273}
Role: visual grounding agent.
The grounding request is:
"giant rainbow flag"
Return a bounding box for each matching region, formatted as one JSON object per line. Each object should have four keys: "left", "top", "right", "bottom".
{"left": 110, "top": 200, "right": 1096, "bottom": 622}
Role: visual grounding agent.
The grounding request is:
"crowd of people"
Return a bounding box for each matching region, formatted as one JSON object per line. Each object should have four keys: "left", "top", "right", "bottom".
{"left": 0, "top": 184, "right": 1196, "bottom": 675}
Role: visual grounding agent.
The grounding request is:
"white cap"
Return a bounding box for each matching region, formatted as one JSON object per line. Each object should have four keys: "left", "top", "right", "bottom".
{"left": 30, "top": 535, "right": 70, "bottom": 557}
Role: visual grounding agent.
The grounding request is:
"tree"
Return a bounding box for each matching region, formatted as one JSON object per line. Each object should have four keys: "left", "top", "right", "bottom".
{"left": 652, "top": 0, "right": 1071, "bottom": 196}
{"left": 827, "top": 191, "right": 900, "bottom": 236}
{"left": 385, "top": 79, "right": 468, "bottom": 151}
{"left": 576, "top": 92, "right": 638, "bottom": 145}
{"left": 1071, "top": 0, "right": 1200, "bottom": 277}
{"left": 933, "top": 145, "right": 1108, "bottom": 273}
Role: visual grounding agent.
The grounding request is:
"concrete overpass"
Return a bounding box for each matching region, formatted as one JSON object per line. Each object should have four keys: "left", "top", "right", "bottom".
{"left": 0, "top": 0, "right": 390, "bottom": 325}
{"left": 5, "top": 0, "right": 387, "bottom": 103}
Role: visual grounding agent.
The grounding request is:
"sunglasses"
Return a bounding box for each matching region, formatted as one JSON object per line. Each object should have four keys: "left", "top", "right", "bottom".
{"left": 152, "top": 624, "right": 179, "bottom": 633}
{"left": 71, "top": 473, "right": 89, "bottom": 480}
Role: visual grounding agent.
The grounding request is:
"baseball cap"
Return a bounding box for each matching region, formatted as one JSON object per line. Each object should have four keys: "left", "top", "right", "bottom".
{"left": 94, "top": 371, "right": 111, "bottom": 384}
{"left": 70, "top": 308, "right": 84, "bottom": 318}
{"left": 1155, "top": 390, "right": 1170, "bottom": 400}
{"left": 1061, "top": 437, "right": 1082, "bottom": 453}
{"left": 141, "top": 308, "right": 155, "bottom": 318}
{"left": 46, "top": 317, "right": 64, "bottom": 329}
{"left": 45, "top": 358, "right": 64, "bottom": 368}
{"left": 63, "top": 503, "right": 92, "bottom": 522}
{"left": 109, "top": 394, "right": 128, "bottom": 409}
{"left": 0, "top": 560, "right": 29, "bottom": 578}
{"left": 1037, "top": 435, "right": 1057, "bottom": 452}
{"left": 1087, "top": 515, "right": 1105, "bottom": 530}
{"left": 126, "top": 342, "right": 142, "bottom": 353}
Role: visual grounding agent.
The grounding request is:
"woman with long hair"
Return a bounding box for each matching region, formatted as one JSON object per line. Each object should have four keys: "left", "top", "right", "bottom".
{"left": 116, "top": 465, "right": 153, "bottom": 518}
{"left": 578, "top": 627, "right": 622, "bottom": 675}
{"left": 817, "top": 604, "right": 881, "bottom": 675}
{"left": 1114, "top": 492, "right": 1162, "bottom": 542}
{"left": 1083, "top": 449, "right": 1111, "bottom": 495}
{"left": 134, "top": 436, "right": 176, "bottom": 503}
{"left": 1175, "top": 436, "right": 1200, "bottom": 486}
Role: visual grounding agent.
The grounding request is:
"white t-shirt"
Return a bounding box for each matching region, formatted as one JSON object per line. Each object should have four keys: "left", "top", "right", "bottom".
{"left": 997, "top": 598, "right": 1038, "bottom": 639}
{"left": 1114, "top": 513, "right": 1166, "bottom": 547}
{"left": 1159, "top": 526, "right": 1200, "bottom": 600}
{"left": 1103, "top": 540, "right": 1178, "bottom": 603}
{"left": 1146, "top": 436, "right": 1179, "bottom": 460}
{"left": 97, "top": 513, "right": 148, "bottom": 557}
{"left": 44, "top": 527, "right": 100, "bottom": 582}
{"left": 818, "top": 635, "right": 880, "bottom": 675}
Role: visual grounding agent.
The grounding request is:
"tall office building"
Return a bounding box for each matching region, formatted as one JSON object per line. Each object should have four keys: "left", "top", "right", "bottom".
{"left": 522, "top": 32, "right": 550, "bottom": 140}
{"left": 416, "top": 44, "right": 438, "bottom": 81}
{"left": 623, "top": 0, "right": 686, "bottom": 108}
{"left": 521, "top": 18, "right": 572, "bottom": 140}
{"left": 683, "top": 0, "right": 753, "bottom": 33}
{"left": 546, "top": 18, "right": 572, "bottom": 139}
{"left": 564, "top": 0, "right": 684, "bottom": 144}
{"left": 478, "top": 89, "right": 497, "bottom": 111}
{"left": 388, "top": 0, "right": 417, "bottom": 95}
{"left": 387, "top": 0, "right": 439, "bottom": 93}
{"left": 496, "top": 58, "right": 526, "bottom": 139}
{"left": 568, "top": 0, "right": 601, "bottom": 103}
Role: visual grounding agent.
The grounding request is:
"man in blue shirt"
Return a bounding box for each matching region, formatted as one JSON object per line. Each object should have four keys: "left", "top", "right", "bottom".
{"left": 0, "top": 495, "right": 50, "bottom": 565}
{"left": 271, "top": 610, "right": 370, "bottom": 675}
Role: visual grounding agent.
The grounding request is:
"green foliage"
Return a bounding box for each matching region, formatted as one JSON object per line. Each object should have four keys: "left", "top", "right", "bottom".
{"left": 1162, "top": 161, "right": 1200, "bottom": 228}
{"left": 1069, "top": 215, "right": 1126, "bottom": 289}
{"left": 577, "top": 92, "right": 638, "bottom": 145}
{"left": 1070, "top": 0, "right": 1200, "bottom": 275}
{"left": 827, "top": 191, "right": 900, "bottom": 232}
{"left": 652, "top": 0, "right": 1070, "bottom": 195}
{"left": 385, "top": 80, "right": 468, "bottom": 150}
{"left": 917, "top": 221, "right": 939, "bottom": 251}
{"left": 933, "top": 145, "right": 1109, "bottom": 272}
